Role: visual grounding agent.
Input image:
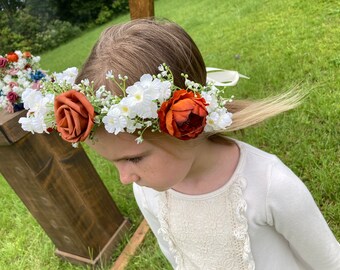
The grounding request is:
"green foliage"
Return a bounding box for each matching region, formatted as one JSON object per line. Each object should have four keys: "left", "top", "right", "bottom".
{"left": 0, "top": 0, "right": 339, "bottom": 269}
{"left": 34, "top": 20, "right": 81, "bottom": 52}
{"left": 111, "top": 0, "right": 130, "bottom": 14}
{"left": 0, "top": 8, "right": 81, "bottom": 54}
{"left": 0, "top": 0, "right": 129, "bottom": 54}
{"left": 54, "top": 0, "right": 129, "bottom": 28}
{"left": 94, "top": 0, "right": 130, "bottom": 26}
{"left": 95, "top": 6, "right": 114, "bottom": 25}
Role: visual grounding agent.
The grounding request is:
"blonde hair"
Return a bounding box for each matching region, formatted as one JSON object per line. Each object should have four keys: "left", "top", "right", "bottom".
{"left": 76, "top": 18, "right": 304, "bottom": 134}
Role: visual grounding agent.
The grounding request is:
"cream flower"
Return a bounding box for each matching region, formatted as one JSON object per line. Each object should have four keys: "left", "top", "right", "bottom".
{"left": 102, "top": 107, "right": 128, "bottom": 134}
{"left": 205, "top": 108, "right": 233, "bottom": 132}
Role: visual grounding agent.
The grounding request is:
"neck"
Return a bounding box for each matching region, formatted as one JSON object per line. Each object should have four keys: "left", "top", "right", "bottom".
{"left": 172, "top": 137, "right": 240, "bottom": 195}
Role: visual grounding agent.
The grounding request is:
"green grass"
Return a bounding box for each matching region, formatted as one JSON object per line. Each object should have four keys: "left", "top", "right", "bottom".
{"left": 0, "top": 0, "right": 339, "bottom": 269}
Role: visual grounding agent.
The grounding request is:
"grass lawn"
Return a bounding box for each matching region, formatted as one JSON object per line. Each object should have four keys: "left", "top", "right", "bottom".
{"left": 0, "top": 0, "right": 339, "bottom": 269}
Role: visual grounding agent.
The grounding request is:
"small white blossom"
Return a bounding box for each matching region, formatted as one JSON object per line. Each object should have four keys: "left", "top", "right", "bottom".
{"left": 106, "top": 70, "right": 114, "bottom": 79}
{"left": 157, "top": 81, "right": 171, "bottom": 103}
{"left": 205, "top": 109, "right": 233, "bottom": 132}
{"left": 19, "top": 114, "right": 47, "bottom": 134}
{"left": 53, "top": 67, "right": 78, "bottom": 85}
{"left": 32, "top": 56, "right": 41, "bottom": 63}
{"left": 135, "top": 136, "right": 144, "bottom": 144}
{"left": 102, "top": 107, "right": 128, "bottom": 134}
{"left": 3, "top": 75, "right": 12, "bottom": 84}
{"left": 21, "top": 88, "right": 44, "bottom": 110}
{"left": 81, "top": 79, "right": 90, "bottom": 86}
{"left": 125, "top": 84, "right": 156, "bottom": 118}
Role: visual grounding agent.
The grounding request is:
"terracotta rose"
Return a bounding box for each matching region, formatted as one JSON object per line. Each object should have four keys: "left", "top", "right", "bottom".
{"left": 23, "top": 51, "right": 32, "bottom": 58}
{"left": 6, "top": 52, "right": 19, "bottom": 62}
{"left": 54, "top": 90, "right": 95, "bottom": 143}
{"left": 158, "top": 89, "right": 208, "bottom": 140}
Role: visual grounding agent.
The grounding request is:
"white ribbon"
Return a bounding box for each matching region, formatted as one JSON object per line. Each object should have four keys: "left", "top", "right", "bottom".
{"left": 206, "top": 67, "right": 249, "bottom": 86}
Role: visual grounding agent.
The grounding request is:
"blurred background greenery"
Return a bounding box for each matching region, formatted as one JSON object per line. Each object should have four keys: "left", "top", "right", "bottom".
{"left": 0, "top": 0, "right": 339, "bottom": 269}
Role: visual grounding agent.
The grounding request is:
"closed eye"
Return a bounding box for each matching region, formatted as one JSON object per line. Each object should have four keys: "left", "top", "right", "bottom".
{"left": 126, "top": 156, "right": 143, "bottom": 164}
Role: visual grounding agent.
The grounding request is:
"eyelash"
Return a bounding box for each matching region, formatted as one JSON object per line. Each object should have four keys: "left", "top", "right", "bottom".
{"left": 126, "top": 157, "right": 143, "bottom": 164}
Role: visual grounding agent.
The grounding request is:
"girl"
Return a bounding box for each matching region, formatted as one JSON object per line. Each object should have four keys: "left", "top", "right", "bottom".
{"left": 21, "top": 19, "right": 340, "bottom": 269}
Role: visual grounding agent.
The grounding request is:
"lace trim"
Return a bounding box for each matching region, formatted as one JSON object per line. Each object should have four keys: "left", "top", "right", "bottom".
{"left": 230, "top": 176, "right": 255, "bottom": 270}
{"left": 157, "top": 176, "right": 255, "bottom": 270}
{"left": 158, "top": 191, "right": 183, "bottom": 270}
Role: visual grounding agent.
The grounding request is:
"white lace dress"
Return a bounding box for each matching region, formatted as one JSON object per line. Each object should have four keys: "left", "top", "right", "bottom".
{"left": 133, "top": 140, "right": 340, "bottom": 270}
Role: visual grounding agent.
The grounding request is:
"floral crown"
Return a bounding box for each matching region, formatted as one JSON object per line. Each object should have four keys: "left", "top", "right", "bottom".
{"left": 18, "top": 63, "right": 246, "bottom": 146}
{"left": 0, "top": 50, "right": 45, "bottom": 113}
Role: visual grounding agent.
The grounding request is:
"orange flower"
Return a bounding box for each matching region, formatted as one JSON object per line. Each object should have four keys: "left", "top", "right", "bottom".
{"left": 54, "top": 90, "right": 95, "bottom": 143}
{"left": 6, "top": 52, "right": 19, "bottom": 62}
{"left": 158, "top": 89, "right": 208, "bottom": 140}
{"left": 23, "top": 51, "right": 32, "bottom": 58}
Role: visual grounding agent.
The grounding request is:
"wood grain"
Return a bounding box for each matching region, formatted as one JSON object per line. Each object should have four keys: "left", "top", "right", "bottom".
{"left": 0, "top": 112, "right": 131, "bottom": 266}
{"left": 129, "top": 0, "right": 154, "bottom": 20}
{"left": 111, "top": 219, "right": 150, "bottom": 270}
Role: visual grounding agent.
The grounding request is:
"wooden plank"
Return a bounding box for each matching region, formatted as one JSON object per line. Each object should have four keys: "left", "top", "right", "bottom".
{"left": 111, "top": 219, "right": 150, "bottom": 270}
{"left": 0, "top": 110, "right": 28, "bottom": 145}
{"left": 0, "top": 131, "right": 131, "bottom": 266}
{"left": 129, "top": 0, "right": 154, "bottom": 20}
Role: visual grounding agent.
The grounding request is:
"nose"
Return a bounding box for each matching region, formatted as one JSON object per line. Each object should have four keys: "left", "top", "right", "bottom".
{"left": 116, "top": 164, "right": 139, "bottom": 185}
{"left": 120, "top": 174, "right": 139, "bottom": 185}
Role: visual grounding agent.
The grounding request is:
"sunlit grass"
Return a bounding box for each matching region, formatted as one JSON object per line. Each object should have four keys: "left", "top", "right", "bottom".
{"left": 0, "top": 0, "right": 339, "bottom": 269}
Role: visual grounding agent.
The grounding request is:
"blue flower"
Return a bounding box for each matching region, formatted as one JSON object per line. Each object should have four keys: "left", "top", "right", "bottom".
{"left": 30, "top": 70, "right": 45, "bottom": 81}
{"left": 14, "top": 103, "right": 24, "bottom": 112}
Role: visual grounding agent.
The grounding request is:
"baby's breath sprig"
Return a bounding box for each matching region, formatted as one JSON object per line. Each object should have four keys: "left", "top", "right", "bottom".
{"left": 106, "top": 70, "right": 128, "bottom": 97}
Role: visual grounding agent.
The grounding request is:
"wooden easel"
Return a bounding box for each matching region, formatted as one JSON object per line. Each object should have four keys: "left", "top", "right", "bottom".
{"left": 129, "top": 0, "right": 154, "bottom": 20}
{"left": 0, "top": 110, "right": 130, "bottom": 267}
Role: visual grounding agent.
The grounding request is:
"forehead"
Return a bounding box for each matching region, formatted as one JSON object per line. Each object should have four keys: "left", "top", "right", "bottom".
{"left": 87, "top": 128, "right": 147, "bottom": 160}
{"left": 87, "top": 127, "right": 196, "bottom": 161}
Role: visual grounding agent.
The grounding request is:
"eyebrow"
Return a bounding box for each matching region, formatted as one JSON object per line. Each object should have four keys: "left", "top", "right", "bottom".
{"left": 111, "top": 150, "right": 150, "bottom": 162}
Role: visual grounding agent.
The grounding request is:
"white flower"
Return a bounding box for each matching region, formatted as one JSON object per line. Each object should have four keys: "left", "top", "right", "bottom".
{"left": 32, "top": 56, "right": 41, "bottom": 63}
{"left": 21, "top": 88, "right": 43, "bottom": 110}
{"left": 205, "top": 108, "right": 233, "bottom": 132}
{"left": 118, "top": 97, "right": 136, "bottom": 118}
{"left": 158, "top": 81, "right": 171, "bottom": 103}
{"left": 125, "top": 84, "right": 157, "bottom": 118}
{"left": 102, "top": 107, "right": 128, "bottom": 134}
{"left": 14, "top": 50, "right": 22, "bottom": 57}
{"left": 0, "top": 96, "right": 6, "bottom": 109}
{"left": 2, "top": 85, "right": 11, "bottom": 95}
{"left": 126, "top": 118, "right": 142, "bottom": 133}
{"left": 81, "top": 79, "right": 90, "bottom": 86}
{"left": 21, "top": 88, "right": 54, "bottom": 116}
{"left": 53, "top": 67, "right": 78, "bottom": 85}
{"left": 157, "top": 65, "right": 167, "bottom": 77}
{"left": 135, "top": 136, "right": 144, "bottom": 144}
{"left": 201, "top": 90, "right": 219, "bottom": 112}
{"left": 3, "top": 75, "right": 12, "bottom": 84}
{"left": 106, "top": 70, "right": 114, "bottom": 79}
{"left": 124, "top": 74, "right": 165, "bottom": 118}
{"left": 96, "top": 85, "right": 109, "bottom": 99}
{"left": 72, "top": 142, "right": 79, "bottom": 148}
{"left": 17, "top": 58, "right": 26, "bottom": 69}
{"left": 18, "top": 114, "right": 47, "bottom": 134}
{"left": 12, "top": 86, "right": 23, "bottom": 95}
{"left": 138, "top": 74, "right": 162, "bottom": 97}
{"left": 17, "top": 77, "right": 31, "bottom": 88}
